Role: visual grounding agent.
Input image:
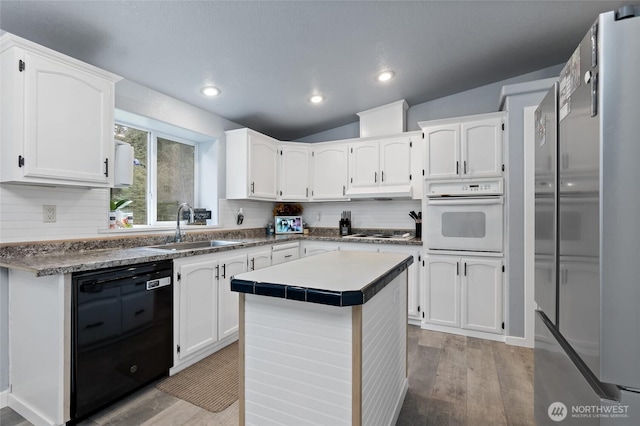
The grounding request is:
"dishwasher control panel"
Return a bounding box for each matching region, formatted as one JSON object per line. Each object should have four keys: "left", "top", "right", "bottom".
{"left": 147, "top": 276, "right": 171, "bottom": 290}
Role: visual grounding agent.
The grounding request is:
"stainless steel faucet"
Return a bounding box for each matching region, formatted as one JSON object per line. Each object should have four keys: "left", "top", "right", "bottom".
{"left": 175, "top": 203, "right": 194, "bottom": 243}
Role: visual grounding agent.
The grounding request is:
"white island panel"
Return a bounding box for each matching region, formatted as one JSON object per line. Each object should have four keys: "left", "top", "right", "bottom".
{"left": 244, "top": 294, "right": 353, "bottom": 425}
{"left": 362, "top": 272, "right": 408, "bottom": 425}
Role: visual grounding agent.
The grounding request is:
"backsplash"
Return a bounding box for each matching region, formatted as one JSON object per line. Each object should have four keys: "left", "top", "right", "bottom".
{"left": 301, "top": 199, "right": 421, "bottom": 230}
{"left": 0, "top": 183, "right": 110, "bottom": 244}
{"left": 0, "top": 182, "right": 420, "bottom": 245}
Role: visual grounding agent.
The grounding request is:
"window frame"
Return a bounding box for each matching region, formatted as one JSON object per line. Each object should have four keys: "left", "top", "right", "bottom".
{"left": 114, "top": 120, "right": 200, "bottom": 227}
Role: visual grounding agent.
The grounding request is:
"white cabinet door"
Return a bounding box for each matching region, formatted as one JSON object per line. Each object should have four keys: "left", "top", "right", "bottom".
{"left": 248, "top": 249, "right": 272, "bottom": 271}
{"left": 272, "top": 243, "right": 300, "bottom": 265}
{"left": 248, "top": 133, "right": 278, "bottom": 199}
{"left": 423, "top": 124, "right": 460, "bottom": 179}
{"left": 311, "top": 144, "right": 348, "bottom": 199}
{"left": 380, "top": 137, "right": 412, "bottom": 188}
{"left": 461, "top": 117, "right": 503, "bottom": 178}
{"left": 302, "top": 243, "right": 339, "bottom": 257}
{"left": 421, "top": 112, "right": 504, "bottom": 180}
{"left": 348, "top": 141, "right": 379, "bottom": 189}
{"left": 424, "top": 256, "right": 460, "bottom": 327}
{"left": 460, "top": 258, "right": 503, "bottom": 334}
{"left": 226, "top": 128, "right": 279, "bottom": 200}
{"left": 379, "top": 246, "right": 421, "bottom": 321}
{"left": 279, "top": 144, "right": 310, "bottom": 200}
{"left": 175, "top": 256, "right": 219, "bottom": 360}
{"left": 218, "top": 253, "right": 247, "bottom": 340}
{"left": 1, "top": 35, "right": 118, "bottom": 186}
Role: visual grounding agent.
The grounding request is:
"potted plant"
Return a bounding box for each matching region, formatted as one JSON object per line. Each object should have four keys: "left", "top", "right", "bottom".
{"left": 109, "top": 199, "right": 133, "bottom": 228}
{"left": 272, "top": 203, "right": 303, "bottom": 216}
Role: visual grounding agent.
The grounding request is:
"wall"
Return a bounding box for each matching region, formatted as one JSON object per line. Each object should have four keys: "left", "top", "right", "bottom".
{"left": 302, "top": 199, "right": 420, "bottom": 231}
{"left": 296, "top": 64, "right": 564, "bottom": 143}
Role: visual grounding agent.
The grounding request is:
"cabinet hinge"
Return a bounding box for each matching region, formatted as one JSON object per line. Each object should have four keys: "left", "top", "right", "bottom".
{"left": 177, "top": 345, "right": 181, "bottom": 353}
{"left": 502, "top": 164, "right": 505, "bottom": 172}
{"left": 502, "top": 322, "right": 505, "bottom": 330}
{"left": 18, "top": 155, "right": 25, "bottom": 168}
{"left": 18, "top": 60, "right": 25, "bottom": 72}
{"left": 501, "top": 123, "right": 505, "bottom": 131}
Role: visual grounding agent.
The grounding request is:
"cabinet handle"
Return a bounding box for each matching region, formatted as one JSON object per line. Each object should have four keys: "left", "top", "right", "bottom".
{"left": 464, "top": 262, "right": 467, "bottom": 276}
{"left": 222, "top": 264, "right": 226, "bottom": 279}
{"left": 463, "top": 161, "right": 467, "bottom": 174}
{"left": 215, "top": 265, "right": 219, "bottom": 280}
{"left": 250, "top": 258, "right": 255, "bottom": 270}
{"left": 343, "top": 185, "right": 346, "bottom": 196}
{"left": 284, "top": 254, "right": 293, "bottom": 258}
{"left": 306, "top": 188, "right": 308, "bottom": 197}
{"left": 456, "top": 262, "right": 459, "bottom": 276}
{"left": 104, "top": 158, "right": 109, "bottom": 177}
{"left": 381, "top": 170, "right": 384, "bottom": 182}
{"left": 251, "top": 182, "right": 255, "bottom": 193}
{"left": 374, "top": 171, "right": 377, "bottom": 183}
{"left": 456, "top": 161, "right": 459, "bottom": 175}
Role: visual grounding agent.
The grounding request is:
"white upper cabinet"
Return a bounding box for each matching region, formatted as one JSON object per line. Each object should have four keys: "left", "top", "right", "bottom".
{"left": 310, "top": 143, "right": 349, "bottom": 200}
{"left": 226, "top": 128, "right": 278, "bottom": 200}
{"left": 347, "top": 135, "right": 413, "bottom": 197}
{"left": 278, "top": 143, "right": 310, "bottom": 200}
{"left": 420, "top": 112, "right": 505, "bottom": 180}
{"left": 0, "top": 33, "right": 120, "bottom": 187}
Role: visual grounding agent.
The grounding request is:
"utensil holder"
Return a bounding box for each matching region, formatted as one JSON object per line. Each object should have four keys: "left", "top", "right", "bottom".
{"left": 415, "top": 222, "right": 422, "bottom": 239}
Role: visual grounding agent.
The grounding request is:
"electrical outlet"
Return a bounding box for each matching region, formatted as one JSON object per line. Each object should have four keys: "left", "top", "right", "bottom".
{"left": 43, "top": 205, "right": 56, "bottom": 223}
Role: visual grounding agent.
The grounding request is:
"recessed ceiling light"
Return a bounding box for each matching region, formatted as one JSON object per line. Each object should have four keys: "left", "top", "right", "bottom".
{"left": 309, "top": 94, "right": 324, "bottom": 104}
{"left": 377, "top": 71, "right": 395, "bottom": 82}
{"left": 201, "top": 86, "right": 220, "bottom": 97}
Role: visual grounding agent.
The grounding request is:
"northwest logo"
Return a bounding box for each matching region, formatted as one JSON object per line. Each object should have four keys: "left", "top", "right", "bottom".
{"left": 548, "top": 402, "right": 568, "bottom": 421}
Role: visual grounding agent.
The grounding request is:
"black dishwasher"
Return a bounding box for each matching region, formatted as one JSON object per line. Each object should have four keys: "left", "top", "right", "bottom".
{"left": 70, "top": 260, "right": 173, "bottom": 422}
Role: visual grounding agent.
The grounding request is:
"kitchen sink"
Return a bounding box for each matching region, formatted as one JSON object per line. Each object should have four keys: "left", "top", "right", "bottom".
{"left": 146, "top": 240, "right": 244, "bottom": 251}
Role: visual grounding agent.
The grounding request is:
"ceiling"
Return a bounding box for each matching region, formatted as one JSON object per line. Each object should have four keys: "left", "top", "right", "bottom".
{"left": 0, "top": 1, "right": 636, "bottom": 140}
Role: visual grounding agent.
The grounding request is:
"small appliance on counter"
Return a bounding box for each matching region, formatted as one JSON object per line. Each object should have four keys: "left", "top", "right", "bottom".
{"left": 275, "top": 216, "right": 303, "bottom": 234}
{"left": 340, "top": 211, "right": 352, "bottom": 236}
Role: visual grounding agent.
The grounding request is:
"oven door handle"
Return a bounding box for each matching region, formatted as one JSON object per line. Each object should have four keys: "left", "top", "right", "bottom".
{"left": 426, "top": 196, "right": 503, "bottom": 206}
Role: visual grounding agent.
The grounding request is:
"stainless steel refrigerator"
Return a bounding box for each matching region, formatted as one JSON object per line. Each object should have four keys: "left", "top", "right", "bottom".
{"left": 534, "top": 7, "right": 640, "bottom": 425}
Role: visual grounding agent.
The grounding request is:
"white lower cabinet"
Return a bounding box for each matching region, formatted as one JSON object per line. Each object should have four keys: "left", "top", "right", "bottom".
{"left": 378, "top": 246, "right": 422, "bottom": 323}
{"left": 174, "top": 255, "right": 219, "bottom": 362}
{"left": 172, "top": 252, "right": 247, "bottom": 372}
{"left": 271, "top": 242, "right": 300, "bottom": 265}
{"left": 248, "top": 248, "right": 272, "bottom": 270}
{"left": 423, "top": 255, "right": 503, "bottom": 335}
{"left": 217, "top": 253, "right": 248, "bottom": 340}
{"left": 302, "top": 242, "right": 340, "bottom": 257}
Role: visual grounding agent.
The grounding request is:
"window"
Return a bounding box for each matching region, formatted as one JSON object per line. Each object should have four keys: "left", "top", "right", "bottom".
{"left": 111, "top": 123, "right": 197, "bottom": 226}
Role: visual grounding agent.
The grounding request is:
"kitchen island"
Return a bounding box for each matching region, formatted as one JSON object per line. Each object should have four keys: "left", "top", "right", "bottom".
{"left": 231, "top": 250, "right": 413, "bottom": 426}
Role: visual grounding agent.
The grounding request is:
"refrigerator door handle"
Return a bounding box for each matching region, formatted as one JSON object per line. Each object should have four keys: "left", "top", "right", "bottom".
{"left": 590, "top": 72, "right": 598, "bottom": 117}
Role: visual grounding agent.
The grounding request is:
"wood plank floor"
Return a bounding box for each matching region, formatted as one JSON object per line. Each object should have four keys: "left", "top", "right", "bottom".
{"left": 1, "top": 326, "right": 534, "bottom": 426}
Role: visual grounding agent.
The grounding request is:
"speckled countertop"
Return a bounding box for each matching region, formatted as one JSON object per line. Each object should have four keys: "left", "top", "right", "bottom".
{"left": 0, "top": 228, "right": 422, "bottom": 277}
